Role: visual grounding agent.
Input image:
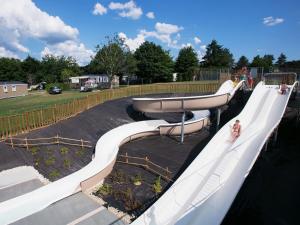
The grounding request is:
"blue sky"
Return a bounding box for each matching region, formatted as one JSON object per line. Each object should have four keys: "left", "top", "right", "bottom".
{"left": 0, "top": 0, "right": 299, "bottom": 65}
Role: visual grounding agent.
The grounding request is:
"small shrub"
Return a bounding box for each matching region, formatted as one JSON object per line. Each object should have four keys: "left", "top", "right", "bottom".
{"left": 34, "top": 157, "right": 40, "bottom": 167}
{"left": 153, "top": 176, "right": 162, "bottom": 194}
{"left": 49, "top": 169, "right": 60, "bottom": 180}
{"left": 111, "top": 170, "right": 127, "bottom": 184}
{"left": 96, "top": 183, "right": 112, "bottom": 196}
{"left": 46, "top": 148, "right": 53, "bottom": 156}
{"left": 60, "top": 147, "right": 69, "bottom": 155}
{"left": 123, "top": 188, "right": 141, "bottom": 212}
{"left": 132, "top": 174, "right": 142, "bottom": 186}
{"left": 75, "top": 150, "right": 84, "bottom": 157}
{"left": 45, "top": 156, "right": 55, "bottom": 166}
{"left": 63, "top": 158, "right": 71, "bottom": 168}
{"left": 30, "top": 147, "right": 39, "bottom": 156}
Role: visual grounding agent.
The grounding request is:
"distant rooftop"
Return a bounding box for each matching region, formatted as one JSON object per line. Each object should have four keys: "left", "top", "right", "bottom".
{"left": 0, "top": 81, "right": 27, "bottom": 85}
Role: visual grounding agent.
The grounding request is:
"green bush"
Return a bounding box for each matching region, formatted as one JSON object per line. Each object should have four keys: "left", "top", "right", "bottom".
{"left": 132, "top": 173, "right": 142, "bottom": 186}
{"left": 49, "top": 169, "right": 60, "bottom": 180}
{"left": 29, "top": 147, "right": 39, "bottom": 156}
{"left": 153, "top": 176, "right": 162, "bottom": 194}
{"left": 96, "top": 183, "right": 112, "bottom": 196}
{"left": 45, "top": 83, "right": 70, "bottom": 92}
{"left": 60, "top": 147, "right": 69, "bottom": 155}
{"left": 63, "top": 158, "right": 71, "bottom": 168}
{"left": 45, "top": 156, "right": 55, "bottom": 166}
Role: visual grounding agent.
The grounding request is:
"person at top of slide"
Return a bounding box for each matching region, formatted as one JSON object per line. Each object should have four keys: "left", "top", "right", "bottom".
{"left": 231, "top": 119, "right": 241, "bottom": 142}
{"left": 247, "top": 73, "right": 254, "bottom": 90}
{"left": 279, "top": 81, "right": 288, "bottom": 95}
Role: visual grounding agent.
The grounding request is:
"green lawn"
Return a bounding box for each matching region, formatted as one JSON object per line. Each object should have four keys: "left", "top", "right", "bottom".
{"left": 0, "top": 90, "right": 92, "bottom": 116}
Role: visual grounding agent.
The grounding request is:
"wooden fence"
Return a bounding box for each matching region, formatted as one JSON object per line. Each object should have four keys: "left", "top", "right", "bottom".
{"left": 0, "top": 82, "right": 219, "bottom": 139}
{"left": 3, "top": 135, "right": 92, "bottom": 149}
{"left": 117, "top": 152, "right": 173, "bottom": 182}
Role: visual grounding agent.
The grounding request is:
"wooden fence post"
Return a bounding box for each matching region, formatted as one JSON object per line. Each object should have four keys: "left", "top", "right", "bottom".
{"left": 10, "top": 136, "right": 14, "bottom": 149}
{"left": 125, "top": 152, "right": 128, "bottom": 163}
{"left": 145, "top": 156, "right": 149, "bottom": 169}
{"left": 81, "top": 139, "right": 84, "bottom": 150}
{"left": 56, "top": 134, "right": 59, "bottom": 145}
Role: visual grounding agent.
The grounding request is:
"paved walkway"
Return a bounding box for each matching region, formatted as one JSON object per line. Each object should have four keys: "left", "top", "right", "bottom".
{"left": 13, "top": 192, "right": 127, "bottom": 225}
{"left": 0, "top": 179, "right": 43, "bottom": 203}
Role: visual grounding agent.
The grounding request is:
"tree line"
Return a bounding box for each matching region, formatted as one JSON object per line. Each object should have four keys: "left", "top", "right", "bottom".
{"left": 0, "top": 36, "right": 299, "bottom": 85}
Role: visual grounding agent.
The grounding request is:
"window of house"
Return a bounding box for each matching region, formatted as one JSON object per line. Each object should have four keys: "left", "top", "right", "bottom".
{"left": 3, "top": 85, "right": 8, "bottom": 93}
{"left": 12, "top": 85, "right": 16, "bottom": 92}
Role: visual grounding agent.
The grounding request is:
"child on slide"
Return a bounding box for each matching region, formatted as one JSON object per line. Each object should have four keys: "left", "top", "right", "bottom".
{"left": 230, "top": 120, "right": 241, "bottom": 142}
{"left": 279, "top": 81, "right": 288, "bottom": 95}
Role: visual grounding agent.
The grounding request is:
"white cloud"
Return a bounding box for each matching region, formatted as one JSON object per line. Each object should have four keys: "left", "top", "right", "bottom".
{"left": 41, "top": 41, "right": 94, "bottom": 66}
{"left": 93, "top": 3, "right": 107, "bottom": 15}
{"left": 146, "top": 12, "right": 155, "bottom": 19}
{"left": 200, "top": 45, "right": 206, "bottom": 51}
{"left": 263, "top": 16, "right": 284, "bottom": 26}
{"left": 197, "top": 45, "right": 207, "bottom": 61}
{"left": 118, "top": 32, "right": 145, "bottom": 51}
{"left": 109, "top": 0, "right": 142, "bottom": 20}
{"left": 155, "top": 22, "right": 183, "bottom": 34}
{"left": 0, "top": 46, "right": 19, "bottom": 58}
{"left": 181, "top": 43, "right": 193, "bottom": 48}
{"left": 0, "top": 0, "right": 79, "bottom": 56}
{"left": 194, "top": 37, "right": 201, "bottom": 44}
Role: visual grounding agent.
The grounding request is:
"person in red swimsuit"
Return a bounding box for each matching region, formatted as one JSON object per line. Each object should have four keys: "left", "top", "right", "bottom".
{"left": 279, "top": 81, "right": 288, "bottom": 95}
{"left": 231, "top": 120, "right": 241, "bottom": 142}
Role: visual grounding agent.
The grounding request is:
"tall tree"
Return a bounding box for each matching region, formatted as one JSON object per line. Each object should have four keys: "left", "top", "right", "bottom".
{"left": 236, "top": 55, "right": 249, "bottom": 69}
{"left": 0, "top": 58, "right": 25, "bottom": 82}
{"left": 276, "top": 53, "right": 287, "bottom": 67}
{"left": 202, "top": 40, "right": 234, "bottom": 68}
{"left": 22, "top": 56, "right": 41, "bottom": 85}
{"left": 251, "top": 54, "right": 274, "bottom": 72}
{"left": 90, "top": 35, "right": 128, "bottom": 86}
{"left": 134, "top": 41, "right": 174, "bottom": 83}
{"left": 175, "top": 46, "right": 199, "bottom": 81}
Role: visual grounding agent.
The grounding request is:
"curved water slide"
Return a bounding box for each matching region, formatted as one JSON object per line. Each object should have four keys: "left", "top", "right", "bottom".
{"left": 133, "top": 80, "right": 243, "bottom": 113}
{"left": 132, "top": 81, "right": 298, "bottom": 225}
{"left": 0, "top": 80, "right": 242, "bottom": 224}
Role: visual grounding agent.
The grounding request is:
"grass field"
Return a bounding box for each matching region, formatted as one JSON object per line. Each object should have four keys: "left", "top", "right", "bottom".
{"left": 0, "top": 81, "right": 220, "bottom": 117}
{"left": 0, "top": 90, "right": 91, "bottom": 116}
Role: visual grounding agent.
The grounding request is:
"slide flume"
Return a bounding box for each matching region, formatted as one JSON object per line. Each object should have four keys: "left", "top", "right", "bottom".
{"left": 132, "top": 81, "right": 298, "bottom": 225}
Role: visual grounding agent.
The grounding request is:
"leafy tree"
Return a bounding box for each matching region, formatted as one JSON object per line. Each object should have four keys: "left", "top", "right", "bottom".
{"left": 251, "top": 54, "right": 274, "bottom": 72}
{"left": 40, "top": 55, "right": 80, "bottom": 83}
{"left": 0, "top": 58, "right": 25, "bottom": 82}
{"left": 175, "top": 46, "right": 199, "bottom": 81}
{"left": 22, "top": 56, "right": 41, "bottom": 85}
{"left": 236, "top": 55, "right": 249, "bottom": 69}
{"left": 134, "top": 41, "right": 174, "bottom": 83}
{"left": 276, "top": 53, "right": 287, "bottom": 67}
{"left": 202, "top": 40, "right": 234, "bottom": 68}
{"left": 90, "top": 35, "right": 128, "bottom": 86}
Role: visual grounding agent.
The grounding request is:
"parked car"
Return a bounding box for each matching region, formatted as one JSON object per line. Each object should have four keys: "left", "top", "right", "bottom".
{"left": 48, "top": 86, "right": 62, "bottom": 94}
{"left": 80, "top": 86, "right": 92, "bottom": 92}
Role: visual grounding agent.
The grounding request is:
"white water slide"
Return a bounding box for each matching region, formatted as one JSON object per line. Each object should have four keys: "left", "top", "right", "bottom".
{"left": 132, "top": 81, "right": 298, "bottom": 225}
{"left": 0, "top": 80, "right": 242, "bottom": 224}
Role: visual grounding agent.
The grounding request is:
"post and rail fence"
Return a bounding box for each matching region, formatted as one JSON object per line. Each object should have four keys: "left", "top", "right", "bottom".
{"left": 116, "top": 152, "right": 173, "bottom": 182}
{"left": 2, "top": 135, "right": 93, "bottom": 150}
{"left": 0, "top": 82, "right": 220, "bottom": 139}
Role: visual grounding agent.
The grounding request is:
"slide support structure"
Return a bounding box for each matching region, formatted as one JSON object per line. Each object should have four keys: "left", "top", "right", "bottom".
{"left": 273, "top": 126, "right": 279, "bottom": 145}
{"left": 181, "top": 111, "right": 186, "bottom": 143}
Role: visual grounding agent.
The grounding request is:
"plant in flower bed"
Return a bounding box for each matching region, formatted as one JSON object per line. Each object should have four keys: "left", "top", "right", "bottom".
{"left": 93, "top": 168, "right": 169, "bottom": 218}
{"left": 132, "top": 173, "right": 142, "bottom": 186}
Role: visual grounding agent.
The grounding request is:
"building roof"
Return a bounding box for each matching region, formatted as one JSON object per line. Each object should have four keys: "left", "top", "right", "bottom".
{"left": 69, "top": 74, "right": 108, "bottom": 80}
{"left": 0, "top": 81, "right": 27, "bottom": 85}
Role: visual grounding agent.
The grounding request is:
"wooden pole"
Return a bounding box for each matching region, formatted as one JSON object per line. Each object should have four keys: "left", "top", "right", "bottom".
{"left": 81, "top": 139, "right": 84, "bottom": 150}
{"left": 145, "top": 156, "right": 149, "bottom": 169}
{"left": 125, "top": 152, "right": 128, "bottom": 163}
{"left": 10, "top": 136, "right": 14, "bottom": 149}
